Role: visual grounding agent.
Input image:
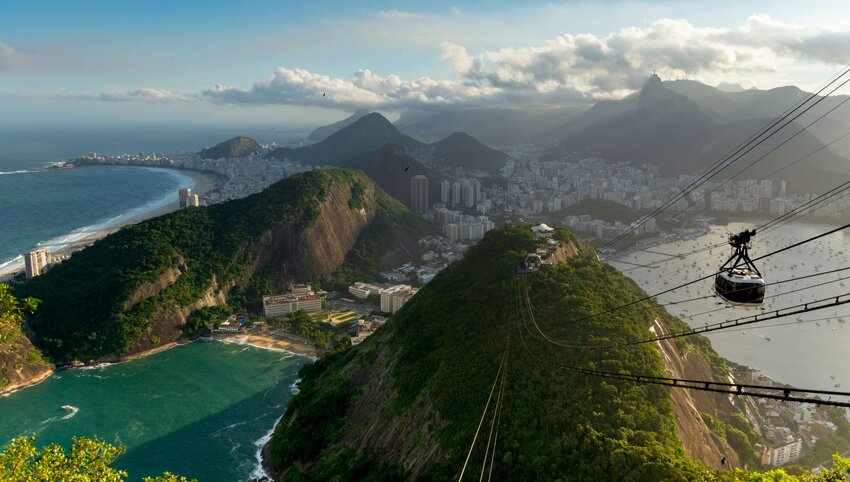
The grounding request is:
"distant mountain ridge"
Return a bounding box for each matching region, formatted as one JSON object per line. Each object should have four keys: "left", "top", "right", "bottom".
{"left": 430, "top": 132, "right": 509, "bottom": 173}
{"left": 269, "top": 112, "right": 511, "bottom": 174}
{"left": 268, "top": 113, "right": 427, "bottom": 167}
{"left": 198, "top": 136, "right": 262, "bottom": 159}
{"left": 306, "top": 109, "right": 370, "bottom": 144}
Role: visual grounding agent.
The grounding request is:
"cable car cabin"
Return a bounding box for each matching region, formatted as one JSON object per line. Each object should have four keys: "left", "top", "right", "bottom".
{"left": 714, "top": 228, "right": 766, "bottom": 306}
{"left": 715, "top": 269, "right": 766, "bottom": 306}
{"left": 519, "top": 253, "right": 542, "bottom": 273}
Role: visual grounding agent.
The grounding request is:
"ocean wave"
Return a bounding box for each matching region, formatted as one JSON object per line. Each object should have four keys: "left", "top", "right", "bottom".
{"left": 78, "top": 362, "right": 113, "bottom": 370}
{"left": 248, "top": 415, "right": 284, "bottom": 481}
{"left": 0, "top": 169, "right": 41, "bottom": 176}
{"left": 61, "top": 405, "right": 79, "bottom": 420}
{"left": 0, "top": 167, "right": 196, "bottom": 276}
{"left": 289, "top": 378, "right": 301, "bottom": 395}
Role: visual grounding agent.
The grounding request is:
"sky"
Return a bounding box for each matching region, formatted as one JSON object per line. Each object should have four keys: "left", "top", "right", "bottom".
{"left": 2, "top": 0, "right": 850, "bottom": 132}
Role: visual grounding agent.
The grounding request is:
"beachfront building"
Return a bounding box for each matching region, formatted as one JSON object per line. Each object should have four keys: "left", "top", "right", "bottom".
{"left": 380, "top": 285, "right": 418, "bottom": 314}
{"left": 263, "top": 285, "right": 322, "bottom": 317}
{"left": 24, "top": 248, "right": 51, "bottom": 278}
{"left": 23, "top": 248, "right": 66, "bottom": 278}
{"left": 178, "top": 187, "right": 199, "bottom": 208}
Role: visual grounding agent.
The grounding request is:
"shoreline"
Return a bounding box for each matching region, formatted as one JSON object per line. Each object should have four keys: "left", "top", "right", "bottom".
{"left": 1, "top": 331, "right": 317, "bottom": 398}
{"left": 0, "top": 167, "right": 219, "bottom": 281}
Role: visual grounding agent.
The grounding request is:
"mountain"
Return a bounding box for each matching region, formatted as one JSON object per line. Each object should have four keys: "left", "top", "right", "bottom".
{"left": 268, "top": 113, "right": 427, "bottom": 166}
{"left": 395, "top": 106, "right": 588, "bottom": 145}
{"left": 344, "top": 143, "right": 445, "bottom": 212}
{"left": 665, "top": 80, "right": 850, "bottom": 153}
{"left": 430, "top": 132, "right": 510, "bottom": 173}
{"left": 198, "top": 136, "right": 262, "bottom": 159}
{"left": 18, "top": 170, "right": 433, "bottom": 362}
{"left": 544, "top": 74, "right": 720, "bottom": 174}
{"left": 306, "top": 109, "right": 370, "bottom": 144}
{"left": 263, "top": 226, "right": 759, "bottom": 480}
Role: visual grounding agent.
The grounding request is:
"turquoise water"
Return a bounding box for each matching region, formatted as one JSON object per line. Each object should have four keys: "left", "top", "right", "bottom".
{"left": 0, "top": 161, "right": 193, "bottom": 275}
{"left": 0, "top": 340, "right": 306, "bottom": 481}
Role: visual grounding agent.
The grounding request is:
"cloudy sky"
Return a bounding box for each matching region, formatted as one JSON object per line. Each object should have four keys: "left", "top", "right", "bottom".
{"left": 3, "top": 0, "right": 850, "bottom": 130}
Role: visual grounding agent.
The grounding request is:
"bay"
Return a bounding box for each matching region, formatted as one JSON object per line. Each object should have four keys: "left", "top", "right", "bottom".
{"left": 0, "top": 340, "right": 306, "bottom": 481}
{"left": 613, "top": 221, "right": 850, "bottom": 393}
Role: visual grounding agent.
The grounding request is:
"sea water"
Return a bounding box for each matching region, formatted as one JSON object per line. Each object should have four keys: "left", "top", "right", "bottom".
{"left": 0, "top": 340, "right": 306, "bottom": 481}
{"left": 0, "top": 159, "right": 193, "bottom": 275}
{"left": 612, "top": 221, "right": 850, "bottom": 394}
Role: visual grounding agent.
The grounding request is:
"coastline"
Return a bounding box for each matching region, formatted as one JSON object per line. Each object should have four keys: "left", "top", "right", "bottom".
{"left": 212, "top": 332, "right": 320, "bottom": 358}
{"left": 1, "top": 330, "right": 317, "bottom": 398}
{"left": 0, "top": 167, "right": 219, "bottom": 281}
{"left": 50, "top": 168, "right": 218, "bottom": 256}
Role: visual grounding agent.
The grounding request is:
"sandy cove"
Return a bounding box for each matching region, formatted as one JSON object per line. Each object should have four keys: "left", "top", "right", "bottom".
{"left": 212, "top": 332, "right": 321, "bottom": 358}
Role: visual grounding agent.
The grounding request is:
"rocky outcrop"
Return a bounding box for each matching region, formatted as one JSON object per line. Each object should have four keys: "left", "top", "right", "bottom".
{"left": 652, "top": 319, "right": 741, "bottom": 469}
{"left": 0, "top": 323, "right": 52, "bottom": 396}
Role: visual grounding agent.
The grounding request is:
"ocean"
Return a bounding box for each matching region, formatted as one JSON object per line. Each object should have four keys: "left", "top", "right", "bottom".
{"left": 0, "top": 340, "right": 306, "bottom": 481}
{"left": 0, "top": 159, "right": 194, "bottom": 276}
{"left": 612, "top": 221, "right": 850, "bottom": 393}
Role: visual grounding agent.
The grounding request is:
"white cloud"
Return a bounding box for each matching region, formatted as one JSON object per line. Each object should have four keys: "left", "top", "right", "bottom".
{"left": 71, "top": 88, "right": 193, "bottom": 103}
{"left": 378, "top": 9, "right": 423, "bottom": 20}
{"left": 0, "top": 42, "right": 22, "bottom": 69}
{"left": 206, "top": 14, "right": 850, "bottom": 110}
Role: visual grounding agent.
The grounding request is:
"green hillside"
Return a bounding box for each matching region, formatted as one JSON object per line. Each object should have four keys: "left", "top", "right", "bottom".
{"left": 266, "top": 227, "right": 702, "bottom": 480}
{"left": 18, "top": 169, "right": 431, "bottom": 362}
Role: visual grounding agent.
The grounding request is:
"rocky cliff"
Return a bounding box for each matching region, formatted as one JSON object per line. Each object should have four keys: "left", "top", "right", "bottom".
{"left": 0, "top": 287, "right": 52, "bottom": 396}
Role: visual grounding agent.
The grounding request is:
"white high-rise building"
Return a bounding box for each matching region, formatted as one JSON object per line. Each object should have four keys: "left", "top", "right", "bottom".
{"left": 24, "top": 248, "right": 51, "bottom": 279}
{"left": 461, "top": 180, "right": 474, "bottom": 208}
{"left": 440, "top": 180, "right": 450, "bottom": 203}
{"left": 452, "top": 181, "right": 461, "bottom": 206}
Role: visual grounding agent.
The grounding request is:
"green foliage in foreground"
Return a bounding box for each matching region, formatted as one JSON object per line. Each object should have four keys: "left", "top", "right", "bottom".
{"left": 265, "top": 226, "right": 850, "bottom": 481}
{"left": 0, "top": 435, "right": 194, "bottom": 481}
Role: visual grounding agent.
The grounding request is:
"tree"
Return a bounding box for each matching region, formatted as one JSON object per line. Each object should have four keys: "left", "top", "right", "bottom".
{"left": 0, "top": 435, "right": 195, "bottom": 482}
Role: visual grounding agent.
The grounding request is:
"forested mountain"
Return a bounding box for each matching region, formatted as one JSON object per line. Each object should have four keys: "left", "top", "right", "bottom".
{"left": 344, "top": 143, "right": 445, "bottom": 212}
{"left": 17, "top": 170, "right": 432, "bottom": 362}
{"left": 268, "top": 113, "right": 427, "bottom": 166}
{"left": 306, "top": 109, "right": 370, "bottom": 144}
{"left": 198, "top": 136, "right": 262, "bottom": 159}
{"left": 264, "top": 226, "right": 763, "bottom": 480}
{"left": 430, "top": 132, "right": 510, "bottom": 173}
{"left": 272, "top": 112, "right": 511, "bottom": 173}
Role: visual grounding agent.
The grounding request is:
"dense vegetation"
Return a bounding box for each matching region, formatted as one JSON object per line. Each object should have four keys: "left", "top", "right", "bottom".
{"left": 17, "top": 170, "right": 405, "bottom": 362}
{"left": 0, "top": 285, "right": 47, "bottom": 390}
{"left": 198, "top": 135, "right": 262, "bottom": 159}
{"left": 268, "top": 113, "right": 426, "bottom": 166}
{"left": 268, "top": 227, "right": 702, "bottom": 480}
{"left": 325, "top": 187, "right": 434, "bottom": 290}
{"left": 0, "top": 435, "right": 193, "bottom": 481}
{"left": 267, "top": 226, "right": 850, "bottom": 481}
